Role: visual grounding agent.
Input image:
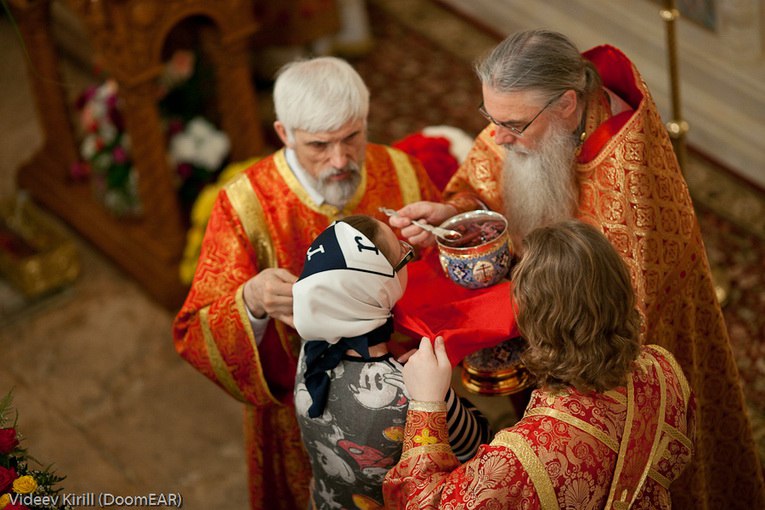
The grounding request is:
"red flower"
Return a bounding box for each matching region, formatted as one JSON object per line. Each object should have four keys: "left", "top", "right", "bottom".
{"left": 5, "top": 503, "right": 30, "bottom": 510}
{"left": 0, "top": 427, "right": 18, "bottom": 454}
{"left": 0, "top": 465, "right": 17, "bottom": 493}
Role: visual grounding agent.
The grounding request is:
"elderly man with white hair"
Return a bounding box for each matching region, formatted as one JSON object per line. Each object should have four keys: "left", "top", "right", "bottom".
{"left": 173, "top": 56, "right": 441, "bottom": 510}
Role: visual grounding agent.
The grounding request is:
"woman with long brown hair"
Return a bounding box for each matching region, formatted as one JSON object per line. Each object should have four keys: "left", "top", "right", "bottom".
{"left": 384, "top": 220, "right": 696, "bottom": 509}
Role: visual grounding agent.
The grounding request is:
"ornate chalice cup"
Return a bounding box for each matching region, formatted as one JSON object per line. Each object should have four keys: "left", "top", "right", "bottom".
{"left": 437, "top": 211, "right": 533, "bottom": 397}
{"left": 436, "top": 210, "right": 512, "bottom": 289}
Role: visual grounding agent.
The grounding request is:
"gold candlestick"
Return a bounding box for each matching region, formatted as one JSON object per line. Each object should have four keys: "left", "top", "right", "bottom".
{"left": 660, "top": 1, "right": 689, "bottom": 173}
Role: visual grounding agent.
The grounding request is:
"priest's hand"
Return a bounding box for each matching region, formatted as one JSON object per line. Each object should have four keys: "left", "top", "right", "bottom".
{"left": 243, "top": 268, "right": 298, "bottom": 328}
{"left": 389, "top": 201, "right": 457, "bottom": 248}
{"left": 402, "top": 336, "right": 451, "bottom": 402}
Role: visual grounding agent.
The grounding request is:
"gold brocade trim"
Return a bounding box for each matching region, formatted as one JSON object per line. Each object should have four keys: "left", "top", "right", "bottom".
{"left": 492, "top": 431, "right": 558, "bottom": 509}
{"left": 647, "top": 344, "right": 690, "bottom": 408}
{"left": 604, "top": 389, "right": 627, "bottom": 406}
{"left": 627, "top": 351, "right": 668, "bottom": 508}
{"left": 235, "top": 285, "right": 280, "bottom": 406}
{"left": 225, "top": 170, "right": 297, "bottom": 387}
{"left": 580, "top": 89, "right": 611, "bottom": 150}
{"left": 275, "top": 320, "right": 302, "bottom": 358}
{"left": 399, "top": 443, "right": 453, "bottom": 462}
{"left": 225, "top": 173, "right": 276, "bottom": 270}
{"left": 409, "top": 400, "right": 447, "bottom": 412}
{"left": 385, "top": 146, "right": 423, "bottom": 205}
{"left": 648, "top": 467, "right": 671, "bottom": 490}
{"left": 525, "top": 407, "right": 619, "bottom": 453}
{"left": 272, "top": 148, "right": 367, "bottom": 219}
{"left": 650, "top": 434, "right": 672, "bottom": 487}
{"left": 478, "top": 124, "right": 505, "bottom": 161}
{"left": 200, "top": 306, "right": 247, "bottom": 402}
{"left": 606, "top": 365, "right": 636, "bottom": 508}
{"left": 664, "top": 423, "right": 692, "bottom": 451}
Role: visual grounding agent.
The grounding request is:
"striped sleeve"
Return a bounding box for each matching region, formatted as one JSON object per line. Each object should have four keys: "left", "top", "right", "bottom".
{"left": 444, "top": 388, "right": 493, "bottom": 462}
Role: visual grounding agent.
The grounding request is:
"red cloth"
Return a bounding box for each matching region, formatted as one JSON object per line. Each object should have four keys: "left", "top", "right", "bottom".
{"left": 393, "top": 249, "right": 518, "bottom": 366}
{"left": 393, "top": 133, "right": 459, "bottom": 191}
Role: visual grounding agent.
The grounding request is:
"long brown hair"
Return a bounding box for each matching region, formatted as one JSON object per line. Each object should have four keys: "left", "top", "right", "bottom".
{"left": 512, "top": 220, "right": 640, "bottom": 393}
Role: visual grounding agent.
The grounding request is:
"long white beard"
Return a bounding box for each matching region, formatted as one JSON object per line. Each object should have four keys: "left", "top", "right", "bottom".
{"left": 502, "top": 122, "right": 579, "bottom": 250}
{"left": 314, "top": 162, "right": 362, "bottom": 208}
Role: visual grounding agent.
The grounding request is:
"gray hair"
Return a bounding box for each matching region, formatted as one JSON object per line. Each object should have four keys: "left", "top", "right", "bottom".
{"left": 475, "top": 29, "right": 601, "bottom": 104}
{"left": 273, "top": 56, "right": 369, "bottom": 140}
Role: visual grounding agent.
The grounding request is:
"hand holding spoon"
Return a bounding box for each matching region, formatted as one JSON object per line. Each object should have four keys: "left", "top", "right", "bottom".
{"left": 379, "top": 207, "right": 462, "bottom": 241}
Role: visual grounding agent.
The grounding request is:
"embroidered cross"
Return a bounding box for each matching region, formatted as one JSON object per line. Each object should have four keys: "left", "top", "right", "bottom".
{"left": 413, "top": 428, "right": 438, "bottom": 446}
{"left": 306, "top": 245, "right": 325, "bottom": 261}
{"left": 355, "top": 236, "right": 379, "bottom": 255}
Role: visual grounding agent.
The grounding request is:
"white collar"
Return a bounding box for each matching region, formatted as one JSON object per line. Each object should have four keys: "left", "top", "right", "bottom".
{"left": 285, "top": 148, "right": 325, "bottom": 206}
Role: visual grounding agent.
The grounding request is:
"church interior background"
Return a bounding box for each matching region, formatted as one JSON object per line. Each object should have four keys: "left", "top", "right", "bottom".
{"left": 1, "top": 0, "right": 763, "bottom": 507}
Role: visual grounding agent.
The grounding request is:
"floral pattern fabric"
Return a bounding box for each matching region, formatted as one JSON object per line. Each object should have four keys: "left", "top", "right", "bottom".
{"left": 439, "top": 45, "right": 765, "bottom": 508}
{"left": 383, "top": 345, "right": 695, "bottom": 509}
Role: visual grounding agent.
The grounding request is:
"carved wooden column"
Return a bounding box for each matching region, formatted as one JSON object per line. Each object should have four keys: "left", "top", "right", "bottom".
{"left": 119, "top": 80, "right": 185, "bottom": 255}
{"left": 9, "top": 0, "right": 267, "bottom": 308}
{"left": 9, "top": 0, "right": 78, "bottom": 179}
{"left": 201, "top": 26, "right": 264, "bottom": 161}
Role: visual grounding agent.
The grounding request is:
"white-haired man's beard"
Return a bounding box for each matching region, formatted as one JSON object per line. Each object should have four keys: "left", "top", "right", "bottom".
{"left": 502, "top": 121, "right": 579, "bottom": 250}
{"left": 314, "top": 162, "right": 362, "bottom": 208}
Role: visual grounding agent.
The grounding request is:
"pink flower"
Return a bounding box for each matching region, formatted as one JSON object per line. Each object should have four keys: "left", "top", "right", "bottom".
{"left": 74, "top": 84, "right": 97, "bottom": 110}
{"left": 166, "top": 118, "right": 185, "bottom": 137}
{"left": 112, "top": 145, "right": 128, "bottom": 164}
{"left": 168, "top": 50, "right": 195, "bottom": 81}
{"left": 177, "top": 162, "right": 193, "bottom": 179}
{"left": 69, "top": 161, "right": 92, "bottom": 181}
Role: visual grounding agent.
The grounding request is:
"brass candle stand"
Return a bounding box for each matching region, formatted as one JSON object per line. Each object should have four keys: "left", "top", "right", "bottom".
{"left": 661, "top": 2, "right": 729, "bottom": 306}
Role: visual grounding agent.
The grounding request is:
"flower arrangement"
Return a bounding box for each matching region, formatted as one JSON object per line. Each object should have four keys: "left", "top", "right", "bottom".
{"left": 0, "top": 392, "right": 72, "bottom": 510}
{"left": 71, "top": 79, "right": 139, "bottom": 217}
{"left": 168, "top": 117, "right": 231, "bottom": 212}
{"left": 71, "top": 50, "right": 230, "bottom": 217}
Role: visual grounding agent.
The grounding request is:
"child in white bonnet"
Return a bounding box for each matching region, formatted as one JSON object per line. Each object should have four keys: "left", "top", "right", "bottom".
{"left": 292, "top": 214, "right": 490, "bottom": 510}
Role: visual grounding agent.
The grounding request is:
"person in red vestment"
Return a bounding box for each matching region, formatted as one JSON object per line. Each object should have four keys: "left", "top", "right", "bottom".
{"left": 172, "top": 56, "right": 441, "bottom": 510}
{"left": 388, "top": 29, "right": 764, "bottom": 508}
{"left": 384, "top": 220, "right": 696, "bottom": 509}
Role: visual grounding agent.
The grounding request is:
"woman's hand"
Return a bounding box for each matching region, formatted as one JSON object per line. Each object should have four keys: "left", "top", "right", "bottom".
{"left": 402, "top": 336, "right": 452, "bottom": 402}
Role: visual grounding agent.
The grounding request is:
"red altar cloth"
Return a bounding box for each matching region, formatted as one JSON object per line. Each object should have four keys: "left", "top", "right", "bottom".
{"left": 393, "top": 249, "right": 518, "bottom": 366}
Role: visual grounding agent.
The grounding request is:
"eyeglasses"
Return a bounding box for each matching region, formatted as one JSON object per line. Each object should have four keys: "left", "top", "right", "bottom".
{"left": 478, "top": 92, "right": 564, "bottom": 137}
{"left": 393, "top": 239, "right": 414, "bottom": 273}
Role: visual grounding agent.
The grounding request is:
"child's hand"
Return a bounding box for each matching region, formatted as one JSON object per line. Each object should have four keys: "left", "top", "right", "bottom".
{"left": 402, "top": 336, "right": 451, "bottom": 402}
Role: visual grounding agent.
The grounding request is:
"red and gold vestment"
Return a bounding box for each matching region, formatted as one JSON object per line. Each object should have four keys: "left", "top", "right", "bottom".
{"left": 440, "top": 45, "right": 764, "bottom": 509}
{"left": 172, "top": 144, "right": 441, "bottom": 509}
{"left": 384, "top": 345, "right": 695, "bottom": 509}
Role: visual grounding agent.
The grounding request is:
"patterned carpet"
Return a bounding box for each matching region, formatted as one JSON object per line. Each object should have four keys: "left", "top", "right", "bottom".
{"left": 355, "top": 0, "right": 765, "bottom": 463}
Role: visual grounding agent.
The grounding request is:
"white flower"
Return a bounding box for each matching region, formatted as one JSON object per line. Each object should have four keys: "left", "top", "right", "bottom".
{"left": 169, "top": 134, "right": 198, "bottom": 164}
{"left": 196, "top": 130, "right": 230, "bottom": 170}
{"left": 169, "top": 116, "right": 230, "bottom": 171}
{"left": 99, "top": 122, "right": 118, "bottom": 144}
{"left": 92, "top": 152, "right": 113, "bottom": 172}
{"left": 81, "top": 135, "right": 98, "bottom": 159}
